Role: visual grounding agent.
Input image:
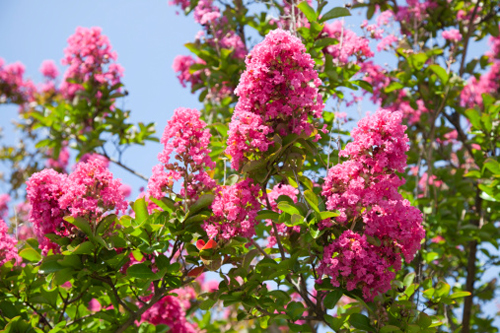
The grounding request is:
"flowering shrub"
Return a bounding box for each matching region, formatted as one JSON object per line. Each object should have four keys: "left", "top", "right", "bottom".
{"left": 0, "top": 0, "right": 498, "bottom": 332}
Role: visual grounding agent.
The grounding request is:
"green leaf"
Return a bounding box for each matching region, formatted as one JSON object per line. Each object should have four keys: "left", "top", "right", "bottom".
{"left": 149, "top": 197, "right": 174, "bottom": 214}
{"left": 319, "top": 211, "right": 340, "bottom": 220}
{"left": 188, "top": 194, "right": 215, "bottom": 216}
{"left": 133, "top": 198, "right": 149, "bottom": 225}
{"left": 380, "top": 325, "right": 403, "bottom": 333}
{"left": 304, "top": 190, "right": 319, "bottom": 213}
{"left": 286, "top": 301, "right": 305, "bottom": 321}
{"left": 96, "top": 214, "right": 117, "bottom": 235}
{"left": 64, "top": 216, "right": 92, "bottom": 237}
{"left": 450, "top": 291, "right": 471, "bottom": 299}
{"left": 404, "top": 272, "right": 416, "bottom": 287}
{"left": 351, "top": 79, "right": 373, "bottom": 93}
{"left": 297, "top": 2, "right": 318, "bottom": 22}
{"left": 484, "top": 158, "right": 500, "bottom": 175}
{"left": 435, "top": 281, "right": 450, "bottom": 297}
{"left": 428, "top": 64, "right": 449, "bottom": 84}
{"left": 385, "top": 82, "right": 404, "bottom": 93}
{"left": 465, "top": 109, "right": 481, "bottom": 129}
{"left": 323, "top": 289, "right": 343, "bottom": 309}
{"left": 71, "top": 241, "right": 95, "bottom": 254}
{"left": 19, "top": 248, "right": 42, "bottom": 262}
{"left": 319, "top": 7, "right": 351, "bottom": 22}
{"left": 127, "top": 263, "right": 158, "bottom": 279}
{"left": 257, "top": 210, "right": 280, "bottom": 221}
{"left": 417, "top": 312, "right": 432, "bottom": 328}
{"left": 350, "top": 313, "right": 376, "bottom": 331}
{"left": 277, "top": 202, "right": 301, "bottom": 216}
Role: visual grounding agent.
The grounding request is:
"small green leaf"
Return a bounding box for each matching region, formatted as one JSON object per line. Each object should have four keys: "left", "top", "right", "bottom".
{"left": 64, "top": 216, "right": 92, "bottom": 237}
{"left": 304, "top": 190, "right": 319, "bottom": 213}
{"left": 350, "top": 313, "right": 376, "bottom": 331}
{"left": 133, "top": 198, "right": 149, "bottom": 225}
{"left": 277, "top": 202, "right": 301, "bottom": 216}
{"left": 127, "top": 263, "right": 157, "bottom": 279}
{"left": 417, "top": 312, "right": 432, "bottom": 328}
{"left": 427, "top": 64, "right": 449, "bottom": 84}
{"left": 450, "top": 291, "right": 471, "bottom": 299}
{"left": 319, "top": 7, "right": 351, "bottom": 22}
{"left": 465, "top": 109, "right": 481, "bottom": 129}
{"left": 323, "top": 289, "right": 343, "bottom": 309}
{"left": 297, "top": 2, "right": 318, "bottom": 22}
{"left": 19, "top": 248, "right": 42, "bottom": 262}
{"left": 484, "top": 158, "right": 500, "bottom": 175}
{"left": 257, "top": 210, "right": 280, "bottom": 221}
{"left": 188, "top": 194, "right": 215, "bottom": 216}
{"left": 319, "top": 211, "right": 340, "bottom": 220}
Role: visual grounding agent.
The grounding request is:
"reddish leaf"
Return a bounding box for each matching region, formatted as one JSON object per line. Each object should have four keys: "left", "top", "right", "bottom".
{"left": 196, "top": 239, "right": 206, "bottom": 250}
{"left": 202, "top": 239, "right": 217, "bottom": 250}
{"left": 187, "top": 266, "right": 205, "bottom": 277}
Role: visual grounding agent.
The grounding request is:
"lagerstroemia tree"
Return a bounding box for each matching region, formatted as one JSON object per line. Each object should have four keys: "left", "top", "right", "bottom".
{"left": 0, "top": 0, "right": 499, "bottom": 332}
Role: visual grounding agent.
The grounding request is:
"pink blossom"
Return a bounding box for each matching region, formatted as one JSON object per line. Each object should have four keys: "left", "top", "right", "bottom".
{"left": 59, "top": 158, "right": 128, "bottom": 220}
{"left": 149, "top": 108, "right": 215, "bottom": 204}
{"left": 0, "top": 219, "right": 20, "bottom": 267}
{"left": 39, "top": 60, "right": 59, "bottom": 79}
{"left": 79, "top": 153, "right": 110, "bottom": 168}
{"left": 27, "top": 160, "right": 127, "bottom": 254}
{"left": 204, "top": 179, "right": 262, "bottom": 240}
{"left": 0, "top": 58, "right": 35, "bottom": 104}
{"left": 0, "top": 194, "right": 9, "bottom": 220}
{"left": 431, "top": 235, "right": 445, "bottom": 243}
{"left": 319, "top": 109, "right": 424, "bottom": 300}
{"left": 377, "top": 34, "right": 398, "bottom": 51}
{"left": 60, "top": 27, "right": 123, "bottom": 99}
{"left": 226, "top": 29, "right": 324, "bottom": 169}
{"left": 172, "top": 55, "right": 203, "bottom": 89}
{"left": 442, "top": 29, "right": 462, "bottom": 42}
{"left": 323, "top": 21, "right": 374, "bottom": 64}
{"left": 26, "top": 169, "right": 69, "bottom": 254}
{"left": 119, "top": 184, "right": 132, "bottom": 198}
{"left": 46, "top": 146, "right": 70, "bottom": 171}
{"left": 140, "top": 287, "right": 197, "bottom": 332}
{"left": 317, "top": 230, "right": 399, "bottom": 301}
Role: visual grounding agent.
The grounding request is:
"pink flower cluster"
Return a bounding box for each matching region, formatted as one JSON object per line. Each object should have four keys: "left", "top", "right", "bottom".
{"left": 172, "top": 55, "right": 204, "bottom": 89}
{"left": 394, "top": 0, "right": 437, "bottom": 29}
{"left": 266, "top": 184, "right": 300, "bottom": 248}
{"left": 39, "top": 60, "right": 59, "bottom": 93}
{"left": 26, "top": 159, "right": 127, "bottom": 254}
{"left": 442, "top": 29, "right": 462, "bottom": 42}
{"left": 0, "top": 194, "right": 9, "bottom": 220}
{"left": 460, "top": 28, "right": 500, "bottom": 108}
{"left": 320, "top": 230, "right": 400, "bottom": 300}
{"left": 171, "top": 0, "right": 246, "bottom": 101}
{"left": 0, "top": 58, "right": 36, "bottom": 105}
{"left": 322, "top": 21, "right": 374, "bottom": 64}
{"left": 226, "top": 29, "right": 324, "bottom": 170}
{"left": 60, "top": 27, "right": 124, "bottom": 99}
{"left": 46, "top": 146, "right": 70, "bottom": 172}
{"left": 0, "top": 218, "right": 20, "bottom": 267}
{"left": 318, "top": 109, "right": 424, "bottom": 300}
{"left": 204, "top": 179, "right": 262, "bottom": 240}
{"left": 59, "top": 158, "right": 128, "bottom": 220}
{"left": 192, "top": 0, "right": 246, "bottom": 59}
{"left": 148, "top": 108, "right": 215, "bottom": 204}
{"left": 140, "top": 289, "right": 197, "bottom": 332}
